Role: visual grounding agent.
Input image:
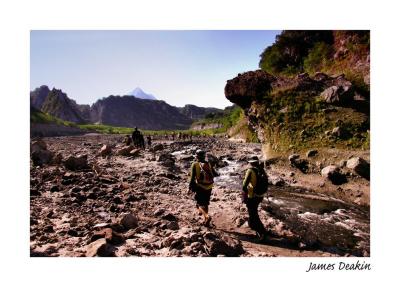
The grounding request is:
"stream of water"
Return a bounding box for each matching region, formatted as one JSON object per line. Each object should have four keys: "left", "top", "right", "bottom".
{"left": 214, "top": 158, "right": 370, "bottom": 256}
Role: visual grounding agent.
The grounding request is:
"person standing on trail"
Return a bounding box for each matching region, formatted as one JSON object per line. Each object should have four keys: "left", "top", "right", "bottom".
{"left": 146, "top": 135, "right": 152, "bottom": 147}
{"left": 131, "top": 127, "right": 141, "bottom": 147}
{"left": 188, "top": 149, "right": 219, "bottom": 227}
{"left": 242, "top": 155, "right": 268, "bottom": 241}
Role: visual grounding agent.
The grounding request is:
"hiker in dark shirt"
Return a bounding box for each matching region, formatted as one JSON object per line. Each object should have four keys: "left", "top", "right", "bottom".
{"left": 131, "top": 127, "right": 141, "bottom": 147}
{"left": 242, "top": 155, "right": 268, "bottom": 241}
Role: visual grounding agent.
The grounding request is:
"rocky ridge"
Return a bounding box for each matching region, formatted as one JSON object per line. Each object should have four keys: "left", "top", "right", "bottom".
{"left": 30, "top": 86, "right": 223, "bottom": 130}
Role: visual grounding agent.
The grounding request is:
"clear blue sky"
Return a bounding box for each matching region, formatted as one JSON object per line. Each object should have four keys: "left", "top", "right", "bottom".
{"left": 30, "top": 30, "right": 280, "bottom": 108}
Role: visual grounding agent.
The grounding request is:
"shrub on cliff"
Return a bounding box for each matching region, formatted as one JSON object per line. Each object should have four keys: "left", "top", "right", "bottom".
{"left": 259, "top": 30, "right": 334, "bottom": 75}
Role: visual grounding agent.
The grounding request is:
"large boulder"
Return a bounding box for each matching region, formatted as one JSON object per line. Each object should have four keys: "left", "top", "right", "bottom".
{"left": 268, "top": 174, "right": 285, "bottom": 186}
{"left": 225, "top": 70, "right": 276, "bottom": 108}
{"left": 157, "top": 152, "right": 175, "bottom": 168}
{"left": 152, "top": 144, "right": 164, "bottom": 152}
{"left": 346, "top": 157, "right": 370, "bottom": 179}
{"left": 63, "top": 154, "right": 89, "bottom": 170}
{"left": 90, "top": 228, "right": 125, "bottom": 245}
{"left": 99, "top": 144, "right": 112, "bottom": 157}
{"left": 119, "top": 213, "right": 139, "bottom": 230}
{"left": 117, "top": 145, "right": 134, "bottom": 156}
{"left": 31, "top": 139, "right": 47, "bottom": 153}
{"left": 31, "top": 139, "right": 54, "bottom": 166}
{"left": 321, "top": 165, "right": 347, "bottom": 184}
{"left": 129, "top": 149, "right": 140, "bottom": 157}
{"left": 31, "top": 149, "right": 54, "bottom": 166}
{"left": 85, "top": 238, "right": 115, "bottom": 257}
{"left": 52, "top": 152, "right": 63, "bottom": 164}
{"left": 289, "top": 154, "right": 309, "bottom": 173}
{"left": 306, "top": 149, "right": 318, "bottom": 157}
{"left": 331, "top": 126, "right": 345, "bottom": 138}
{"left": 320, "top": 76, "right": 353, "bottom": 105}
{"left": 288, "top": 154, "right": 300, "bottom": 165}
{"left": 203, "top": 232, "right": 244, "bottom": 257}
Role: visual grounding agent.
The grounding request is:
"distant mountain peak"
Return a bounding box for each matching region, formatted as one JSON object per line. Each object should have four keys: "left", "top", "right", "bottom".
{"left": 127, "top": 87, "right": 157, "bottom": 100}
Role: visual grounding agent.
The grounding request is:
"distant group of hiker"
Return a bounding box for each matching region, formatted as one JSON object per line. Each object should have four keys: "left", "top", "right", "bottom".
{"left": 159, "top": 132, "right": 193, "bottom": 141}
{"left": 124, "top": 127, "right": 151, "bottom": 149}
{"left": 188, "top": 149, "right": 269, "bottom": 241}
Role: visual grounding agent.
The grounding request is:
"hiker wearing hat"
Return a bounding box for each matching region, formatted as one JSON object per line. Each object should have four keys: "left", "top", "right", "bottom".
{"left": 242, "top": 155, "right": 268, "bottom": 241}
{"left": 188, "top": 149, "right": 219, "bottom": 227}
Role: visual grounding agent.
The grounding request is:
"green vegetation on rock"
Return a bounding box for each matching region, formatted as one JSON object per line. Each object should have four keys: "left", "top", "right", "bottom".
{"left": 190, "top": 105, "right": 259, "bottom": 142}
{"left": 31, "top": 107, "right": 77, "bottom": 127}
{"left": 222, "top": 30, "right": 371, "bottom": 152}
{"left": 259, "top": 30, "right": 369, "bottom": 79}
{"left": 254, "top": 88, "right": 369, "bottom": 151}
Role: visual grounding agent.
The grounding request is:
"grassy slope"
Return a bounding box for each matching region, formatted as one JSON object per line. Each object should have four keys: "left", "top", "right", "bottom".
{"left": 31, "top": 108, "right": 241, "bottom": 136}
{"left": 190, "top": 106, "right": 259, "bottom": 141}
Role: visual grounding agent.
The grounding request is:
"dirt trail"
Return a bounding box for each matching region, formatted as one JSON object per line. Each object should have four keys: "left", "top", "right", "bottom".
{"left": 30, "top": 135, "right": 369, "bottom": 257}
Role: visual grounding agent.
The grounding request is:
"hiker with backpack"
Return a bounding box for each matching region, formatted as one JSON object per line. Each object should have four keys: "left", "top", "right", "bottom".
{"left": 242, "top": 155, "right": 268, "bottom": 241}
{"left": 188, "top": 149, "right": 219, "bottom": 227}
{"left": 131, "top": 127, "right": 141, "bottom": 147}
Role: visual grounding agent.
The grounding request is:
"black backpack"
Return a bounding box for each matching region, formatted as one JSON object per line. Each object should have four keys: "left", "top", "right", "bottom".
{"left": 198, "top": 162, "right": 214, "bottom": 185}
{"left": 251, "top": 167, "right": 268, "bottom": 195}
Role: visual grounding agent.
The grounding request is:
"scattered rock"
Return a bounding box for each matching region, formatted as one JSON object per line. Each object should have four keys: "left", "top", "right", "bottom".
{"left": 166, "top": 221, "right": 179, "bottom": 231}
{"left": 203, "top": 232, "right": 244, "bottom": 257}
{"left": 162, "top": 213, "right": 178, "bottom": 221}
{"left": 91, "top": 228, "right": 125, "bottom": 244}
{"left": 129, "top": 149, "right": 140, "bottom": 157}
{"left": 31, "top": 139, "right": 47, "bottom": 153}
{"left": 117, "top": 146, "right": 134, "bottom": 156}
{"left": 119, "top": 213, "right": 139, "bottom": 230}
{"left": 154, "top": 208, "right": 166, "bottom": 217}
{"left": 306, "top": 149, "right": 318, "bottom": 157}
{"left": 320, "top": 78, "right": 352, "bottom": 105}
{"left": 152, "top": 144, "right": 164, "bottom": 152}
{"left": 321, "top": 165, "right": 347, "bottom": 185}
{"left": 331, "top": 127, "right": 344, "bottom": 138}
{"left": 288, "top": 154, "right": 300, "bottom": 164}
{"left": 346, "top": 157, "right": 370, "bottom": 179}
{"left": 268, "top": 174, "right": 285, "bottom": 186}
{"left": 64, "top": 154, "right": 89, "bottom": 170}
{"left": 338, "top": 160, "right": 347, "bottom": 168}
{"left": 157, "top": 153, "right": 175, "bottom": 168}
{"left": 31, "top": 149, "right": 54, "bottom": 166}
{"left": 180, "top": 155, "right": 194, "bottom": 161}
{"left": 85, "top": 238, "right": 115, "bottom": 257}
{"left": 100, "top": 145, "right": 112, "bottom": 157}
{"left": 52, "top": 153, "right": 63, "bottom": 164}
{"left": 289, "top": 154, "right": 309, "bottom": 173}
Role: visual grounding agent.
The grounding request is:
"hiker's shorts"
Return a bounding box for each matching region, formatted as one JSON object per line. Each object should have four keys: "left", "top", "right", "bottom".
{"left": 194, "top": 187, "right": 212, "bottom": 207}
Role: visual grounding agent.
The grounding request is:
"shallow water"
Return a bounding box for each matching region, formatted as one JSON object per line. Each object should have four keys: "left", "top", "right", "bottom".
{"left": 215, "top": 158, "right": 370, "bottom": 256}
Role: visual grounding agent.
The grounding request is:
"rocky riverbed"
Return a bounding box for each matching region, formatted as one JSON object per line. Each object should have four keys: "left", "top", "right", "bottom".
{"left": 30, "top": 134, "right": 370, "bottom": 257}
